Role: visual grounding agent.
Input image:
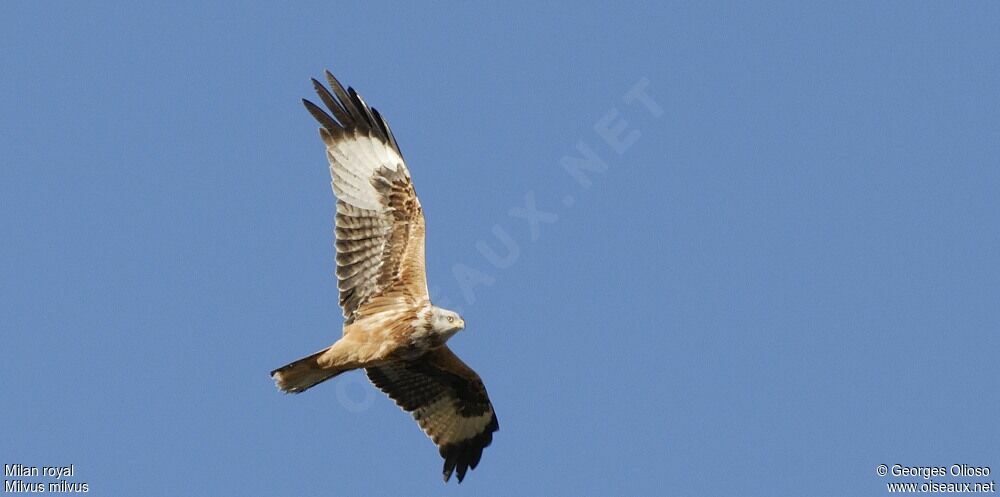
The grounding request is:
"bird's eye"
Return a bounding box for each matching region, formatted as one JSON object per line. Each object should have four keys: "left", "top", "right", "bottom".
{"left": 447, "top": 316, "right": 454, "bottom": 323}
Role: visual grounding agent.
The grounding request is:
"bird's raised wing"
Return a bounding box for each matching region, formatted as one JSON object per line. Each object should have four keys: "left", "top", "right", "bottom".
{"left": 303, "top": 72, "right": 428, "bottom": 321}
{"left": 366, "top": 346, "right": 499, "bottom": 483}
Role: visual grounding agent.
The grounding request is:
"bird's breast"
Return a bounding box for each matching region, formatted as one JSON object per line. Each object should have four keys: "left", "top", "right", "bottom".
{"left": 392, "top": 327, "right": 449, "bottom": 360}
{"left": 344, "top": 308, "right": 444, "bottom": 361}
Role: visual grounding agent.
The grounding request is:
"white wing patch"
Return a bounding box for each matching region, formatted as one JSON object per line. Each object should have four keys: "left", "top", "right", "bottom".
{"left": 325, "top": 131, "right": 408, "bottom": 212}
{"left": 416, "top": 397, "right": 496, "bottom": 444}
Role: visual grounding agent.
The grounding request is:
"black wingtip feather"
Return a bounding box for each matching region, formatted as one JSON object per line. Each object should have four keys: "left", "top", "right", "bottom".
{"left": 371, "top": 107, "right": 401, "bottom": 153}
{"left": 302, "top": 98, "right": 339, "bottom": 133}
{"left": 347, "top": 87, "right": 380, "bottom": 130}
{"left": 439, "top": 413, "right": 500, "bottom": 483}
{"left": 311, "top": 78, "right": 350, "bottom": 126}
{"left": 324, "top": 71, "right": 364, "bottom": 124}
{"left": 305, "top": 70, "right": 402, "bottom": 156}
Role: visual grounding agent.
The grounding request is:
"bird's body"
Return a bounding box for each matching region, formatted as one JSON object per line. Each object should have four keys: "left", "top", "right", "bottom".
{"left": 270, "top": 71, "right": 497, "bottom": 483}
{"left": 273, "top": 300, "right": 458, "bottom": 389}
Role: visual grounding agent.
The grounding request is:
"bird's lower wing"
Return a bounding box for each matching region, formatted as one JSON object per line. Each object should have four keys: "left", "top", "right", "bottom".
{"left": 366, "top": 346, "right": 499, "bottom": 483}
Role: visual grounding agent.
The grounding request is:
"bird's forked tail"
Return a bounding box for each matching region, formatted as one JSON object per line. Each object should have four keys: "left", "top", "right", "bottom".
{"left": 270, "top": 347, "right": 349, "bottom": 393}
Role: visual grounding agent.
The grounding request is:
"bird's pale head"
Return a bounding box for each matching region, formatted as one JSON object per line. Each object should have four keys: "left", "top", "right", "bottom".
{"left": 429, "top": 306, "right": 465, "bottom": 335}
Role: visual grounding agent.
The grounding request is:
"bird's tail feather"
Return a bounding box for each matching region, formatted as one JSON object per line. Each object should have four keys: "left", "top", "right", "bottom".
{"left": 270, "top": 348, "right": 349, "bottom": 393}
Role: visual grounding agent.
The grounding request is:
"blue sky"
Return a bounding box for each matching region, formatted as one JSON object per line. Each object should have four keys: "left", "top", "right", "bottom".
{"left": 2, "top": 2, "right": 998, "bottom": 496}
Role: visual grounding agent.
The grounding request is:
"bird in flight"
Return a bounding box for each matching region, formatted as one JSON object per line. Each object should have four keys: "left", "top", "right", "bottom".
{"left": 270, "top": 71, "right": 498, "bottom": 483}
